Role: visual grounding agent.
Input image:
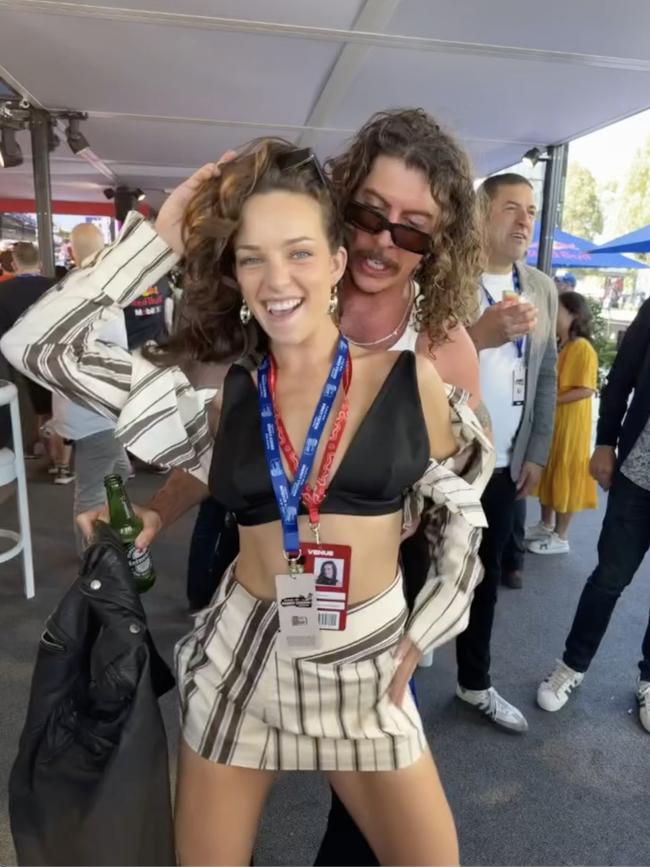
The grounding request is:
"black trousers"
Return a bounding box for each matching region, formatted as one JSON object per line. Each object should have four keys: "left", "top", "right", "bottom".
{"left": 456, "top": 468, "right": 518, "bottom": 691}
{"left": 502, "top": 498, "right": 526, "bottom": 574}
{"left": 186, "top": 498, "right": 240, "bottom": 609}
{"left": 564, "top": 471, "right": 650, "bottom": 681}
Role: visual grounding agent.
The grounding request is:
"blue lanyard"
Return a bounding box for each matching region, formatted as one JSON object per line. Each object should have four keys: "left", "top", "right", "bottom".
{"left": 481, "top": 267, "right": 525, "bottom": 359}
{"left": 258, "top": 336, "right": 349, "bottom": 557}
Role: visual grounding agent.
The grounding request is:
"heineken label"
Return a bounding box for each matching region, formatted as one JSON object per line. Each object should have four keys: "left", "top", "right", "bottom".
{"left": 126, "top": 544, "right": 153, "bottom": 577}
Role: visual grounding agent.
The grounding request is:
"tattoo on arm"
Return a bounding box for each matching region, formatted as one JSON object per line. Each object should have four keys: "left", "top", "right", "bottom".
{"left": 146, "top": 469, "right": 209, "bottom": 529}
{"left": 473, "top": 400, "right": 493, "bottom": 436}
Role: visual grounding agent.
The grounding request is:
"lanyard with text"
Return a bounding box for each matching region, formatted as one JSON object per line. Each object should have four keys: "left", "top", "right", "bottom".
{"left": 270, "top": 354, "right": 352, "bottom": 545}
{"left": 481, "top": 267, "right": 525, "bottom": 359}
{"left": 258, "top": 336, "right": 350, "bottom": 569}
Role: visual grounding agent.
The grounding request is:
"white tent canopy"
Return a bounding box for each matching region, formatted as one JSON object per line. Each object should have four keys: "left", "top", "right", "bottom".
{"left": 1, "top": 0, "right": 650, "bottom": 206}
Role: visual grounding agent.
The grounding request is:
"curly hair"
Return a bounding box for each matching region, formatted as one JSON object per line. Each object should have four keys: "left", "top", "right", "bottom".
{"left": 145, "top": 138, "right": 342, "bottom": 367}
{"left": 326, "top": 108, "right": 483, "bottom": 347}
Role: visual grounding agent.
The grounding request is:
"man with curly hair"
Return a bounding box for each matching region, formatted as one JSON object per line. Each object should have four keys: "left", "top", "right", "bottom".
{"left": 326, "top": 108, "right": 484, "bottom": 412}
{"left": 309, "top": 108, "right": 489, "bottom": 865}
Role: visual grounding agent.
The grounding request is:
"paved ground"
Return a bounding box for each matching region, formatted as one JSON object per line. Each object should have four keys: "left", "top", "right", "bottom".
{"left": 1, "top": 463, "right": 648, "bottom": 866}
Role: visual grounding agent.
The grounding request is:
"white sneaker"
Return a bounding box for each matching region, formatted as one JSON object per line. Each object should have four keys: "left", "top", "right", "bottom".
{"left": 637, "top": 680, "right": 650, "bottom": 733}
{"left": 456, "top": 685, "right": 528, "bottom": 733}
{"left": 53, "top": 466, "right": 75, "bottom": 485}
{"left": 537, "top": 660, "right": 584, "bottom": 711}
{"left": 528, "top": 532, "right": 570, "bottom": 555}
{"left": 525, "top": 521, "right": 554, "bottom": 541}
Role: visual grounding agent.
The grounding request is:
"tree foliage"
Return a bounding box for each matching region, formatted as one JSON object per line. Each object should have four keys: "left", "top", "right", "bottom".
{"left": 586, "top": 296, "right": 617, "bottom": 384}
{"left": 562, "top": 162, "right": 604, "bottom": 241}
{"left": 614, "top": 135, "right": 650, "bottom": 236}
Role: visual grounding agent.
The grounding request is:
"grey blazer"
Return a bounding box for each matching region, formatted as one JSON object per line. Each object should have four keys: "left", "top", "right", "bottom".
{"left": 508, "top": 262, "right": 558, "bottom": 480}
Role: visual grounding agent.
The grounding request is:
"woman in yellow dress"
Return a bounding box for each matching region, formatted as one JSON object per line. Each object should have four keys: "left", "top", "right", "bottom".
{"left": 527, "top": 291, "right": 598, "bottom": 554}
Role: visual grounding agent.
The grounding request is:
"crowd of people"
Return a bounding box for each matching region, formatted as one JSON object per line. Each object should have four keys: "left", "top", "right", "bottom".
{"left": 1, "top": 106, "right": 649, "bottom": 865}
{"left": 0, "top": 227, "right": 172, "bottom": 542}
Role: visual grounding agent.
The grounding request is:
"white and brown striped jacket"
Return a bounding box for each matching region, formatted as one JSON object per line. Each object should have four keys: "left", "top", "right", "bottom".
{"left": 1, "top": 212, "right": 495, "bottom": 655}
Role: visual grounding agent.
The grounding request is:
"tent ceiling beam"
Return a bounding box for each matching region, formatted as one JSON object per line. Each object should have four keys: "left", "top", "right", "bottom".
{"left": 2, "top": 1, "right": 650, "bottom": 73}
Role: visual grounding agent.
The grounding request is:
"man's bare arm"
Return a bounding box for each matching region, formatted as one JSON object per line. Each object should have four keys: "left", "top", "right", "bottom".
{"left": 146, "top": 469, "right": 210, "bottom": 530}
{"left": 416, "top": 325, "right": 480, "bottom": 409}
{"left": 473, "top": 399, "right": 493, "bottom": 439}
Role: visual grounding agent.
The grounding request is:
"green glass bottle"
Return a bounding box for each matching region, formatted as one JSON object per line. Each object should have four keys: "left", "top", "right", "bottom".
{"left": 104, "top": 473, "right": 156, "bottom": 593}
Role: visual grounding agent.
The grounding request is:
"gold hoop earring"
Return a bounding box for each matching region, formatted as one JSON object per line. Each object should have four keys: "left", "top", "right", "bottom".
{"left": 328, "top": 284, "right": 339, "bottom": 317}
{"left": 239, "top": 300, "right": 252, "bottom": 325}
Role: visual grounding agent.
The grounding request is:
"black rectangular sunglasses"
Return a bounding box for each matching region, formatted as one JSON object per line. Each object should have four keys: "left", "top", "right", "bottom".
{"left": 277, "top": 147, "right": 329, "bottom": 189}
{"left": 344, "top": 201, "right": 432, "bottom": 255}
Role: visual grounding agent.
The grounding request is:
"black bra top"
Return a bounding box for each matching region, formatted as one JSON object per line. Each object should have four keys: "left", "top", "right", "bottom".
{"left": 209, "top": 351, "right": 430, "bottom": 526}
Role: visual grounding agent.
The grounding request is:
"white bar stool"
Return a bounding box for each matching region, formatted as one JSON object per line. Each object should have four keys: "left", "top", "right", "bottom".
{"left": 0, "top": 379, "right": 35, "bottom": 598}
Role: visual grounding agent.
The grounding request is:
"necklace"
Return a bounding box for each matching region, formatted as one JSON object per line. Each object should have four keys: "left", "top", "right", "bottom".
{"left": 343, "top": 280, "right": 416, "bottom": 348}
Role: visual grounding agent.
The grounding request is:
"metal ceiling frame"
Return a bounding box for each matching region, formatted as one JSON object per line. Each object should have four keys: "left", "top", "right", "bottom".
{"left": 1, "top": 0, "right": 649, "bottom": 219}
{"left": 296, "top": 0, "right": 401, "bottom": 147}
{"left": 0, "top": 61, "right": 117, "bottom": 182}
{"left": 71, "top": 110, "right": 542, "bottom": 148}
{"left": 2, "top": 0, "right": 650, "bottom": 73}
{"left": 2, "top": 0, "right": 649, "bottom": 169}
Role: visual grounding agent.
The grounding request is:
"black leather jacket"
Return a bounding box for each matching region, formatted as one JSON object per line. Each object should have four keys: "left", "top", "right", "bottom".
{"left": 9, "top": 524, "right": 176, "bottom": 866}
{"left": 596, "top": 298, "right": 650, "bottom": 464}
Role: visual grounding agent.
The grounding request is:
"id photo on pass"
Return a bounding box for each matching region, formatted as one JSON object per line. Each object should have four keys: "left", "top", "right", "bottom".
{"left": 316, "top": 558, "right": 344, "bottom": 587}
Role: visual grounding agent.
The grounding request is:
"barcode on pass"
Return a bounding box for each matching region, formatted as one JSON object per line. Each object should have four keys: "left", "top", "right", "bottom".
{"left": 318, "top": 611, "right": 340, "bottom": 629}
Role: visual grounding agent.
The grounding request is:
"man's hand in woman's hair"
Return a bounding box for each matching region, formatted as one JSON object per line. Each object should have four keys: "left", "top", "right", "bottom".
{"left": 155, "top": 151, "right": 237, "bottom": 256}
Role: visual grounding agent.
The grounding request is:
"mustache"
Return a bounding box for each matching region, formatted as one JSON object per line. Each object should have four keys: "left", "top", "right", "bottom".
{"left": 353, "top": 248, "right": 400, "bottom": 271}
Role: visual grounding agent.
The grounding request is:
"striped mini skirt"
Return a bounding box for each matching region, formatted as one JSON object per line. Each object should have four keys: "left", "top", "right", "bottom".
{"left": 175, "top": 563, "right": 427, "bottom": 772}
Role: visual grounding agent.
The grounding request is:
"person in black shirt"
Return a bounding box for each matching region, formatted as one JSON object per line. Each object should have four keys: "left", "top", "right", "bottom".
{"left": 0, "top": 242, "right": 56, "bottom": 341}
{"left": 0, "top": 242, "right": 56, "bottom": 452}
{"left": 123, "top": 275, "right": 171, "bottom": 350}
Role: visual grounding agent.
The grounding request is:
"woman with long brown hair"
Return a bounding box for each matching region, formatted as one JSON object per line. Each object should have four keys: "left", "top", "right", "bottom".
{"left": 527, "top": 291, "right": 598, "bottom": 554}
{"left": 2, "top": 137, "right": 492, "bottom": 866}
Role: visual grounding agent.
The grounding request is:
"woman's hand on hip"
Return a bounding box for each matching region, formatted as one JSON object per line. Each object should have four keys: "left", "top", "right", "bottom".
{"left": 389, "top": 637, "right": 422, "bottom": 707}
{"left": 155, "top": 151, "right": 237, "bottom": 256}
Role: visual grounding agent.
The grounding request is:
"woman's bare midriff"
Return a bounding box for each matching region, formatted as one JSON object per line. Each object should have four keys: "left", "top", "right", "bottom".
{"left": 235, "top": 511, "right": 404, "bottom": 604}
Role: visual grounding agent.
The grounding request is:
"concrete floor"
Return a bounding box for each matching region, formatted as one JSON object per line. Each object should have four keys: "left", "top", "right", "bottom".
{"left": 1, "top": 463, "right": 649, "bottom": 866}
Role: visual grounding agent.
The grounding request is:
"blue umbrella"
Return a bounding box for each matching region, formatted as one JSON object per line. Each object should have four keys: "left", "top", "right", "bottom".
{"left": 527, "top": 224, "right": 647, "bottom": 269}
{"left": 589, "top": 225, "right": 650, "bottom": 255}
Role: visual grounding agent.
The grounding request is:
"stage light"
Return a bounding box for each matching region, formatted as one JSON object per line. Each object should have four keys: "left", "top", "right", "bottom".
{"left": 47, "top": 120, "right": 60, "bottom": 153}
{"left": 522, "top": 147, "right": 550, "bottom": 168}
{"left": 0, "top": 126, "right": 23, "bottom": 167}
{"left": 66, "top": 117, "right": 90, "bottom": 155}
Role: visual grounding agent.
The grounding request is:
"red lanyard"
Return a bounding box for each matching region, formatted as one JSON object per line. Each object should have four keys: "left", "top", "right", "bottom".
{"left": 269, "top": 354, "right": 352, "bottom": 540}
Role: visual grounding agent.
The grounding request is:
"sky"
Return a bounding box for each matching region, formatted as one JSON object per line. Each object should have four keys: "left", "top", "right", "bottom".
{"left": 568, "top": 107, "right": 650, "bottom": 184}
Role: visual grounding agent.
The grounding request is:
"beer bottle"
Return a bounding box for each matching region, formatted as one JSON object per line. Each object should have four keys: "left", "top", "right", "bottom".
{"left": 104, "top": 474, "right": 156, "bottom": 593}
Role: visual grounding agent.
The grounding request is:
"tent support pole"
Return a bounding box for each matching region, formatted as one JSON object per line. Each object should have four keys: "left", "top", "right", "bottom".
{"left": 30, "top": 108, "right": 55, "bottom": 278}
{"left": 536, "top": 143, "right": 568, "bottom": 275}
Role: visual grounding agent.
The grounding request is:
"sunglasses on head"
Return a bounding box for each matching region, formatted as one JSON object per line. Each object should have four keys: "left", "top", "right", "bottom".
{"left": 344, "top": 201, "right": 432, "bottom": 255}
{"left": 276, "top": 147, "right": 329, "bottom": 189}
